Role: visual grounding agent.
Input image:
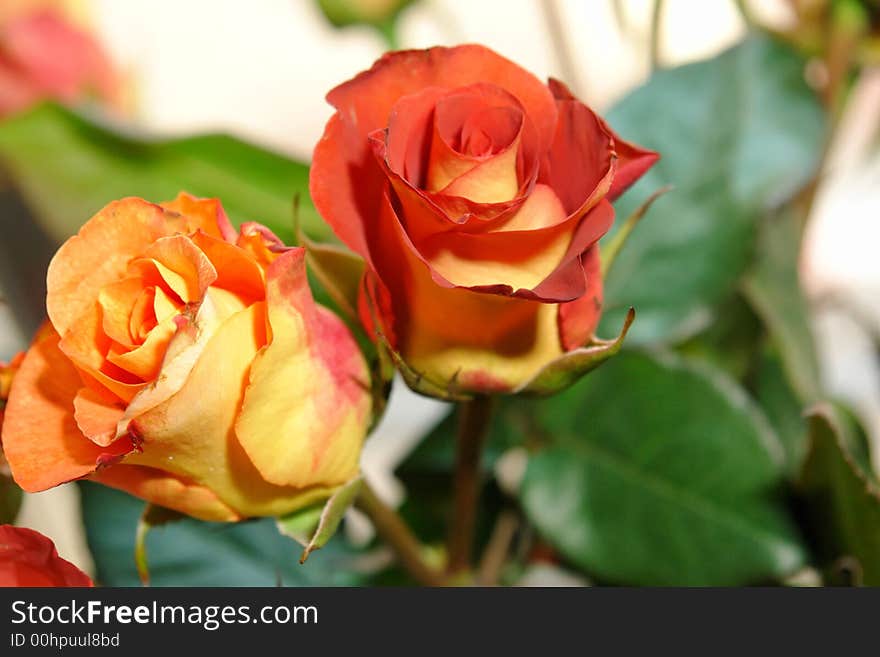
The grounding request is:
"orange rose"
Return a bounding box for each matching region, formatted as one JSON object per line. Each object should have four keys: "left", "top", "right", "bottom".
{"left": 0, "top": 351, "right": 24, "bottom": 431}
{"left": 0, "top": 5, "right": 120, "bottom": 117}
{"left": 1, "top": 194, "right": 371, "bottom": 521}
{"left": 310, "top": 45, "right": 657, "bottom": 393}
{"left": 0, "top": 524, "right": 92, "bottom": 587}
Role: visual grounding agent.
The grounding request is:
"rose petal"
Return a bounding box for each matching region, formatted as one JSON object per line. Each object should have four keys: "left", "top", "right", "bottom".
{"left": 1, "top": 10, "right": 117, "bottom": 112}
{"left": 97, "top": 276, "right": 145, "bottom": 348}
{"left": 73, "top": 386, "right": 125, "bottom": 447}
{"left": 426, "top": 85, "right": 524, "bottom": 198}
{"left": 115, "top": 286, "right": 248, "bottom": 436}
{"left": 124, "top": 303, "right": 334, "bottom": 517}
{"left": 190, "top": 231, "right": 266, "bottom": 302}
{"left": 311, "top": 45, "right": 558, "bottom": 257}
{"left": 90, "top": 466, "right": 241, "bottom": 522}
{"left": 46, "top": 198, "right": 173, "bottom": 338}
{"left": 235, "top": 249, "right": 370, "bottom": 488}
{"left": 106, "top": 315, "right": 178, "bottom": 381}
{"left": 557, "top": 246, "right": 604, "bottom": 350}
{"left": 2, "top": 329, "right": 132, "bottom": 492}
{"left": 540, "top": 89, "right": 617, "bottom": 216}
{"left": 418, "top": 185, "right": 570, "bottom": 291}
{"left": 58, "top": 303, "right": 145, "bottom": 402}
{"left": 330, "top": 44, "right": 557, "bottom": 156}
{"left": 361, "top": 191, "right": 566, "bottom": 391}
{"left": 0, "top": 525, "right": 93, "bottom": 587}
{"left": 129, "top": 234, "right": 218, "bottom": 305}
{"left": 548, "top": 79, "right": 658, "bottom": 201}
{"left": 160, "top": 192, "right": 237, "bottom": 242}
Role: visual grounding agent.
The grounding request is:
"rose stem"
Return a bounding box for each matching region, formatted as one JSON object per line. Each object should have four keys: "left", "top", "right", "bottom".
{"left": 446, "top": 395, "right": 496, "bottom": 577}
{"left": 477, "top": 510, "right": 520, "bottom": 586}
{"left": 649, "top": 0, "right": 666, "bottom": 72}
{"left": 540, "top": 0, "right": 586, "bottom": 98}
{"left": 356, "top": 481, "right": 446, "bottom": 586}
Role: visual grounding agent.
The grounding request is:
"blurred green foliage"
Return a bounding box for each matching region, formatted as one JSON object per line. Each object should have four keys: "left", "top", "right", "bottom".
{"left": 1, "top": 29, "right": 874, "bottom": 587}
{"left": 79, "top": 482, "right": 368, "bottom": 587}
{"left": 0, "top": 104, "right": 330, "bottom": 246}
{"left": 599, "top": 36, "right": 825, "bottom": 345}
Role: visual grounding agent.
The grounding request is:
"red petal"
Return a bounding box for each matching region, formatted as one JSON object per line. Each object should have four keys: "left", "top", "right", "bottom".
{"left": 0, "top": 525, "right": 93, "bottom": 587}
{"left": 547, "top": 78, "right": 658, "bottom": 200}
{"left": 558, "top": 246, "right": 604, "bottom": 350}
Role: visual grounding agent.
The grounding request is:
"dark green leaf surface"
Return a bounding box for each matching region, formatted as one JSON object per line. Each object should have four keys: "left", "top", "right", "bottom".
{"left": 753, "top": 345, "right": 809, "bottom": 477}
{"left": 601, "top": 36, "right": 825, "bottom": 344}
{"left": 678, "top": 293, "right": 764, "bottom": 383}
{"left": 798, "top": 406, "right": 880, "bottom": 585}
{"left": 743, "top": 212, "right": 822, "bottom": 403}
{"left": 520, "top": 351, "right": 807, "bottom": 585}
{"left": 79, "top": 482, "right": 364, "bottom": 587}
{"left": 0, "top": 103, "right": 331, "bottom": 245}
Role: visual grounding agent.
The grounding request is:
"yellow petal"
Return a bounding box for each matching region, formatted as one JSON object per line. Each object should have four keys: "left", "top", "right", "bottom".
{"left": 124, "top": 302, "right": 335, "bottom": 517}
{"left": 129, "top": 234, "right": 217, "bottom": 304}
{"left": 73, "top": 386, "right": 125, "bottom": 447}
{"left": 115, "top": 286, "right": 247, "bottom": 436}
{"left": 106, "top": 316, "right": 177, "bottom": 381}
{"left": 97, "top": 276, "right": 144, "bottom": 348}
{"left": 90, "top": 465, "right": 241, "bottom": 522}
{"left": 235, "top": 249, "right": 370, "bottom": 488}
{"left": 422, "top": 185, "right": 570, "bottom": 290}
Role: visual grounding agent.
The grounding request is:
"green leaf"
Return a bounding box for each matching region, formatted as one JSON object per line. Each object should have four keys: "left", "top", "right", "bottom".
{"left": 79, "top": 482, "right": 366, "bottom": 586}
{"left": 277, "top": 476, "right": 363, "bottom": 563}
{"left": 599, "top": 185, "right": 671, "bottom": 278}
{"left": 600, "top": 36, "right": 825, "bottom": 345}
{"left": 297, "top": 228, "right": 365, "bottom": 322}
{"left": 519, "top": 351, "right": 807, "bottom": 585}
{"left": 753, "top": 344, "right": 809, "bottom": 477}
{"left": 677, "top": 293, "right": 764, "bottom": 383}
{"left": 742, "top": 211, "right": 822, "bottom": 403}
{"left": 0, "top": 103, "right": 333, "bottom": 245}
{"left": 798, "top": 405, "right": 880, "bottom": 585}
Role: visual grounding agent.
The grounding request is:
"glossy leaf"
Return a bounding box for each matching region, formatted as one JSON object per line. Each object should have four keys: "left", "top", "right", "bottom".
{"left": 600, "top": 36, "right": 825, "bottom": 344}
{"left": 743, "top": 211, "right": 822, "bottom": 403}
{"left": 678, "top": 293, "right": 764, "bottom": 383}
{"left": 753, "top": 345, "right": 809, "bottom": 477}
{"left": 79, "top": 482, "right": 366, "bottom": 586}
{"left": 600, "top": 186, "right": 671, "bottom": 279}
{"left": 798, "top": 405, "right": 880, "bottom": 585}
{"left": 277, "top": 476, "right": 363, "bottom": 563}
{"left": 520, "top": 351, "right": 807, "bottom": 585}
{"left": 0, "top": 103, "right": 332, "bottom": 245}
